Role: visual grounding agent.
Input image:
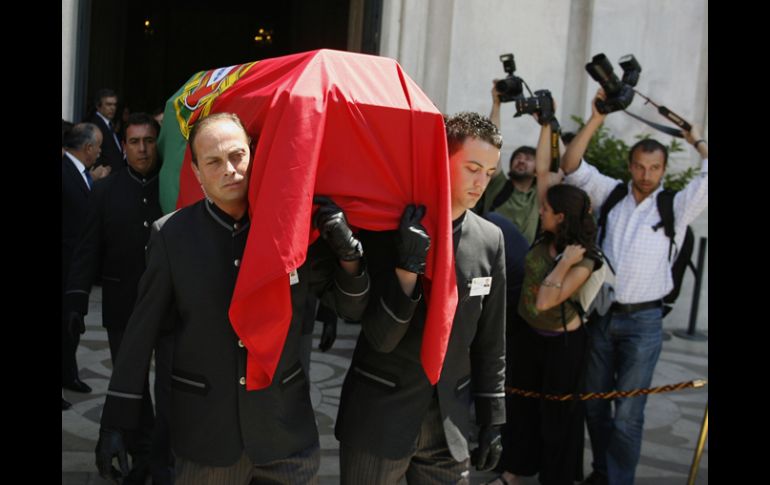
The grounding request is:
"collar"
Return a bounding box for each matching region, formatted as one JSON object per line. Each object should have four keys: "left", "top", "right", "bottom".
{"left": 96, "top": 111, "right": 112, "bottom": 127}
{"left": 627, "top": 180, "right": 665, "bottom": 205}
{"left": 127, "top": 165, "right": 160, "bottom": 185}
{"left": 204, "top": 199, "right": 250, "bottom": 235}
{"left": 452, "top": 211, "right": 467, "bottom": 234}
{"left": 64, "top": 151, "right": 86, "bottom": 173}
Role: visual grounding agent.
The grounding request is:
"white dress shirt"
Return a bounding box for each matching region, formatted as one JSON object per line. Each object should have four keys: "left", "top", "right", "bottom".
{"left": 564, "top": 158, "right": 708, "bottom": 304}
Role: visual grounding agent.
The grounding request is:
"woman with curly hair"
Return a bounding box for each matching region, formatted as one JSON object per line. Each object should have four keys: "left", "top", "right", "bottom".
{"left": 490, "top": 121, "right": 599, "bottom": 485}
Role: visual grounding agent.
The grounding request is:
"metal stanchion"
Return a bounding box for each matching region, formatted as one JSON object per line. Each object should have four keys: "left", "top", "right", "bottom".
{"left": 687, "top": 403, "right": 708, "bottom": 485}
{"left": 675, "top": 237, "right": 708, "bottom": 341}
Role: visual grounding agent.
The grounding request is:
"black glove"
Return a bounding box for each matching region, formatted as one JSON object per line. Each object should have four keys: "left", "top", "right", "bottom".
{"left": 313, "top": 196, "right": 363, "bottom": 261}
{"left": 470, "top": 425, "right": 502, "bottom": 472}
{"left": 95, "top": 427, "right": 129, "bottom": 482}
{"left": 67, "top": 312, "right": 86, "bottom": 340}
{"left": 395, "top": 204, "right": 430, "bottom": 274}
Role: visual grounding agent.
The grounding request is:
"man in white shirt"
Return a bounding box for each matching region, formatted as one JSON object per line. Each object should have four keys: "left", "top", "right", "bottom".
{"left": 560, "top": 89, "right": 708, "bottom": 485}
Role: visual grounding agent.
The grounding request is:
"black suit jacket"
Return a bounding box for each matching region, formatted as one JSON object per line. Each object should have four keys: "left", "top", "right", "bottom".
{"left": 64, "top": 166, "right": 163, "bottom": 330}
{"left": 88, "top": 113, "right": 125, "bottom": 172}
{"left": 335, "top": 210, "right": 507, "bottom": 461}
{"left": 62, "top": 155, "right": 91, "bottom": 288}
{"left": 101, "top": 199, "right": 370, "bottom": 466}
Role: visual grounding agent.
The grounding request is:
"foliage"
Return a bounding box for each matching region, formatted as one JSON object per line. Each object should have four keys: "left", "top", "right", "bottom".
{"left": 570, "top": 116, "right": 696, "bottom": 191}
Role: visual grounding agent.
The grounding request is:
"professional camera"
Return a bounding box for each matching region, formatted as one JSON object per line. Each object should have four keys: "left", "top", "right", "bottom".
{"left": 514, "top": 89, "right": 555, "bottom": 124}
{"left": 495, "top": 53, "right": 525, "bottom": 102}
{"left": 585, "top": 53, "right": 642, "bottom": 114}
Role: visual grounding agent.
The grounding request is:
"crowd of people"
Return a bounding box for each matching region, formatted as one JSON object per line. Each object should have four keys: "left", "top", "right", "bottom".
{"left": 62, "top": 73, "right": 707, "bottom": 485}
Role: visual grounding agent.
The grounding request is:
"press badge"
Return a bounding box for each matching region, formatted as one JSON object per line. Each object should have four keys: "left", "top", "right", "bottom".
{"left": 469, "top": 277, "right": 492, "bottom": 296}
{"left": 289, "top": 270, "right": 299, "bottom": 286}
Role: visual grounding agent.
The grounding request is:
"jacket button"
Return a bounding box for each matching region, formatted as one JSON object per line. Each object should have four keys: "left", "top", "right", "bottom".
{"left": 233, "top": 223, "right": 239, "bottom": 230}
{"left": 239, "top": 377, "right": 246, "bottom": 385}
{"left": 143, "top": 221, "right": 149, "bottom": 228}
{"left": 238, "top": 340, "right": 244, "bottom": 348}
{"left": 142, "top": 198, "right": 148, "bottom": 204}
{"left": 234, "top": 259, "right": 240, "bottom": 267}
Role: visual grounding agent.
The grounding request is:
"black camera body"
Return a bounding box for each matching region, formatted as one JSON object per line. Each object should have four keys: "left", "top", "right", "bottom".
{"left": 496, "top": 53, "right": 524, "bottom": 102}
{"left": 585, "top": 53, "right": 642, "bottom": 114}
{"left": 514, "top": 89, "right": 555, "bottom": 124}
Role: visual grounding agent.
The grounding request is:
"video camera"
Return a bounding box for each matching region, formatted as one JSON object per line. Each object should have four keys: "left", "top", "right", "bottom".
{"left": 495, "top": 54, "right": 525, "bottom": 102}
{"left": 585, "top": 53, "right": 641, "bottom": 114}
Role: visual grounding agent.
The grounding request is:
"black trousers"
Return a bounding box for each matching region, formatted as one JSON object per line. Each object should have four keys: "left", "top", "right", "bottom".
{"left": 151, "top": 332, "right": 175, "bottom": 485}
{"left": 499, "top": 320, "right": 588, "bottom": 485}
{"left": 61, "top": 315, "right": 81, "bottom": 385}
{"left": 107, "top": 326, "right": 157, "bottom": 484}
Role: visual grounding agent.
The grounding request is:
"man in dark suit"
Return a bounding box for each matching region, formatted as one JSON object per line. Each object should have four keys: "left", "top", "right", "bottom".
{"left": 95, "top": 113, "right": 370, "bottom": 484}
{"left": 335, "top": 112, "right": 507, "bottom": 484}
{"left": 65, "top": 113, "right": 170, "bottom": 484}
{"left": 87, "top": 88, "right": 125, "bottom": 176}
{"left": 62, "top": 122, "right": 103, "bottom": 409}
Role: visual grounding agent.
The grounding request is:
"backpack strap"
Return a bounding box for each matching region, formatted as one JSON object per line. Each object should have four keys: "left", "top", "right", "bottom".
{"left": 654, "top": 189, "right": 677, "bottom": 261}
{"left": 488, "top": 181, "right": 515, "bottom": 213}
{"left": 598, "top": 184, "right": 628, "bottom": 247}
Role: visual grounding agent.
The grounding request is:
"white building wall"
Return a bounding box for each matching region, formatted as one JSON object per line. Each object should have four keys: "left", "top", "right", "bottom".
{"left": 62, "top": 0, "right": 79, "bottom": 121}
{"left": 381, "top": 0, "right": 708, "bottom": 327}
{"left": 381, "top": 0, "right": 708, "bottom": 172}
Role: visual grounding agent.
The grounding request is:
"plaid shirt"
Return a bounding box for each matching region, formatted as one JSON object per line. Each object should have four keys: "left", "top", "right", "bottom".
{"left": 564, "top": 158, "right": 708, "bottom": 304}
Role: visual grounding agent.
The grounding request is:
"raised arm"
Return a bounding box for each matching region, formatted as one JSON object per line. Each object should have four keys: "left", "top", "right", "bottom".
{"left": 562, "top": 88, "right": 607, "bottom": 175}
{"left": 489, "top": 80, "right": 502, "bottom": 130}
{"left": 535, "top": 121, "right": 554, "bottom": 209}
{"left": 682, "top": 123, "right": 708, "bottom": 160}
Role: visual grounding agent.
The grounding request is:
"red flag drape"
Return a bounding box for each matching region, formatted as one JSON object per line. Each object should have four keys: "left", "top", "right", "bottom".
{"left": 174, "top": 50, "right": 457, "bottom": 389}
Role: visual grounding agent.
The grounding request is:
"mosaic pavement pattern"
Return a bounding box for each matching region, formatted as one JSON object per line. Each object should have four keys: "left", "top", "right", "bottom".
{"left": 63, "top": 287, "right": 707, "bottom": 484}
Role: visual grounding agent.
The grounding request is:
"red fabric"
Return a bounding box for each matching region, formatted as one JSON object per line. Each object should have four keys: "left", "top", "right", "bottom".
{"left": 176, "top": 49, "right": 457, "bottom": 390}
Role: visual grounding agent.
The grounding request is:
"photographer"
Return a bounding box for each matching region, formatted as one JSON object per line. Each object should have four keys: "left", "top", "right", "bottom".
{"left": 476, "top": 81, "right": 562, "bottom": 245}
{"left": 561, "top": 89, "right": 708, "bottom": 485}
{"left": 490, "top": 95, "right": 597, "bottom": 485}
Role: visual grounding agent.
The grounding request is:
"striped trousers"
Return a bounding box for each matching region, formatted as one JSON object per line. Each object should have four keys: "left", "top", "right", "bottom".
{"left": 340, "top": 397, "right": 470, "bottom": 484}
{"left": 174, "top": 440, "right": 320, "bottom": 485}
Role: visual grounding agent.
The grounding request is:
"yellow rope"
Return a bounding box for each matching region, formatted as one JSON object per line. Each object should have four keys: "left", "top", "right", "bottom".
{"left": 505, "top": 379, "right": 707, "bottom": 401}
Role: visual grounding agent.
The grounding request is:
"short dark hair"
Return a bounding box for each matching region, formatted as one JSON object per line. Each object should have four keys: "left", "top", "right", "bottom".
{"left": 561, "top": 131, "right": 576, "bottom": 145}
{"left": 509, "top": 145, "right": 535, "bottom": 165}
{"left": 121, "top": 112, "right": 160, "bottom": 140}
{"left": 188, "top": 113, "right": 250, "bottom": 165}
{"left": 444, "top": 112, "right": 503, "bottom": 156}
{"left": 94, "top": 88, "right": 117, "bottom": 107}
{"left": 628, "top": 138, "right": 668, "bottom": 167}
{"left": 63, "top": 122, "right": 100, "bottom": 150}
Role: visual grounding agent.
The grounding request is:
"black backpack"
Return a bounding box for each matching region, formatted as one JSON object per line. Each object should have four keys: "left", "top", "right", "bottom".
{"left": 597, "top": 184, "right": 696, "bottom": 317}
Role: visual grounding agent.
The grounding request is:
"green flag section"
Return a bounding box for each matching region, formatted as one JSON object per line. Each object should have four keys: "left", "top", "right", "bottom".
{"left": 158, "top": 63, "right": 257, "bottom": 214}
{"left": 157, "top": 80, "right": 188, "bottom": 214}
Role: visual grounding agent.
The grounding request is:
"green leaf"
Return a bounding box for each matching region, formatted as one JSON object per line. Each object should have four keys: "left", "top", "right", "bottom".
{"left": 571, "top": 116, "right": 697, "bottom": 190}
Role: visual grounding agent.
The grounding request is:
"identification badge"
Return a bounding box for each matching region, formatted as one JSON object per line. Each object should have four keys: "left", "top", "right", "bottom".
{"left": 469, "top": 277, "right": 492, "bottom": 296}
{"left": 289, "top": 270, "right": 299, "bottom": 286}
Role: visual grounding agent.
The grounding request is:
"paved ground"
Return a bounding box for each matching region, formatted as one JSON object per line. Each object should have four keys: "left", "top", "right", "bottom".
{"left": 64, "top": 205, "right": 708, "bottom": 484}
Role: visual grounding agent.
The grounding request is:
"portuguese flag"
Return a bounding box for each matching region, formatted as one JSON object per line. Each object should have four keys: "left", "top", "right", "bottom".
{"left": 157, "top": 49, "right": 457, "bottom": 390}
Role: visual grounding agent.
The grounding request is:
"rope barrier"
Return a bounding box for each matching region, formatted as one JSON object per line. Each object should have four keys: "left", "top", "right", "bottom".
{"left": 505, "top": 379, "right": 707, "bottom": 401}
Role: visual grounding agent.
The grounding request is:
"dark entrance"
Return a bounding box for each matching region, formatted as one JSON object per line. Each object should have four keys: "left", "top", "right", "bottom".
{"left": 80, "top": 0, "right": 381, "bottom": 121}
